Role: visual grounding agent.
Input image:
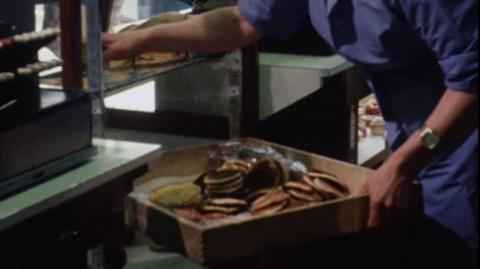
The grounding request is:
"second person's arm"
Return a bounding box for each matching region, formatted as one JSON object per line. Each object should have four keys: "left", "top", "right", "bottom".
{"left": 103, "top": 7, "right": 261, "bottom": 61}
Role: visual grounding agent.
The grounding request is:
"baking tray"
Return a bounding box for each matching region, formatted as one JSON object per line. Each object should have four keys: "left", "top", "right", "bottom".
{"left": 126, "top": 138, "right": 371, "bottom": 266}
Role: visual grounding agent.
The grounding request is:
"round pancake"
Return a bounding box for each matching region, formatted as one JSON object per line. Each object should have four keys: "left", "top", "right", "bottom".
{"left": 312, "top": 178, "right": 346, "bottom": 200}
{"left": 251, "top": 188, "right": 290, "bottom": 212}
{"left": 308, "top": 171, "right": 350, "bottom": 194}
{"left": 252, "top": 200, "right": 289, "bottom": 216}
{"left": 205, "top": 176, "right": 244, "bottom": 190}
{"left": 302, "top": 175, "right": 317, "bottom": 189}
{"left": 286, "top": 189, "right": 323, "bottom": 203}
{"left": 286, "top": 198, "right": 309, "bottom": 209}
{"left": 204, "top": 170, "right": 244, "bottom": 185}
{"left": 302, "top": 175, "right": 329, "bottom": 199}
{"left": 174, "top": 208, "right": 203, "bottom": 223}
{"left": 284, "top": 181, "right": 315, "bottom": 194}
{"left": 217, "top": 159, "right": 251, "bottom": 173}
{"left": 149, "top": 183, "right": 202, "bottom": 208}
{"left": 203, "top": 212, "right": 229, "bottom": 220}
{"left": 206, "top": 180, "right": 244, "bottom": 195}
{"left": 199, "top": 205, "right": 242, "bottom": 214}
{"left": 246, "top": 188, "right": 272, "bottom": 203}
{"left": 207, "top": 198, "right": 248, "bottom": 207}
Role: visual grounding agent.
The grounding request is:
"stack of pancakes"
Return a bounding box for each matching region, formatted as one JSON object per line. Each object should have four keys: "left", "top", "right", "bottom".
{"left": 202, "top": 160, "right": 251, "bottom": 197}
{"left": 203, "top": 170, "right": 246, "bottom": 196}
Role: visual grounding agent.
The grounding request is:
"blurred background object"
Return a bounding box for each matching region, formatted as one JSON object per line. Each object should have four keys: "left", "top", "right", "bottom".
{"left": 34, "top": 0, "right": 60, "bottom": 56}
{"left": 138, "top": 0, "right": 191, "bottom": 19}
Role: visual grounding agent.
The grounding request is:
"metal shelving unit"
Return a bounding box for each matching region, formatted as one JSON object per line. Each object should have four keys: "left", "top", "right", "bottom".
{"left": 50, "top": 0, "right": 258, "bottom": 141}
{"left": 101, "top": 50, "right": 250, "bottom": 139}
{"left": 42, "top": 55, "right": 212, "bottom": 96}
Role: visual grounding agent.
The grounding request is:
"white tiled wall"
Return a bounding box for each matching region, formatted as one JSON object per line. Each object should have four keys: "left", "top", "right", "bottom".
{"left": 119, "top": 0, "right": 139, "bottom": 20}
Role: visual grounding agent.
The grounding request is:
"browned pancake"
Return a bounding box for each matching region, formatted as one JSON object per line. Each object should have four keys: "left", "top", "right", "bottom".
{"left": 308, "top": 171, "right": 350, "bottom": 195}
{"left": 217, "top": 159, "right": 252, "bottom": 173}
{"left": 251, "top": 188, "right": 290, "bottom": 212}
{"left": 174, "top": 208, "right": 203, "bottom": 223}
{"left": 205, "top": 180, "right": 244, "bottom": 195}
{"left": 204, "top": 170, "right": 243, "bottom": 185}
{"left": 207, "top": 198, "right": 248, "bottom": 207}
{"left": 312, "top": 178, "right": 346, "bottom": 200}
{"left": 302, "top": 175, "right": 317, "bottom": 189}
{"left": 286, "top": 198, "right": 309, "bottom": 209}
{"left": 246, "top": 188, "right": 272, "bottom": 203}
{"left": 206, "top": 176, "right": 244, "bottom": 190}
{"left": 199, "top": 205, "right": 242, "bottom": 214}
{"left": 252, "top": 200, "right": 289, "bottom": 216}
{"left": 284, "top": 181, "right": 315, "bottom": 194}
{"left": 149, "top": 183, "right": 202, "bottom": 208}
{"left": 286, "top": 189, "right": 324, "bottom": 203}
{"left": 203, "top": 212, "right": 229, "bottom": 220}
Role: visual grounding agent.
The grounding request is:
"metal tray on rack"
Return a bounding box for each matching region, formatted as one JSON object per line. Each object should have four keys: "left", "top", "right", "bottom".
{"left": 40, "top": 55, "right": 213, "bottom": 96}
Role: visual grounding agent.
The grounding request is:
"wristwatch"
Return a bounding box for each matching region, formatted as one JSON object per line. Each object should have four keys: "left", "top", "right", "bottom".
{"left": 419, "top": 125, "right": 441, "bottom": 150}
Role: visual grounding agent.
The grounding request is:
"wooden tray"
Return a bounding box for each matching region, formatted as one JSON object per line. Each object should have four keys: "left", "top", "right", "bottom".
{"left": 126, "top": 138, "right": 371, "bottom": 266}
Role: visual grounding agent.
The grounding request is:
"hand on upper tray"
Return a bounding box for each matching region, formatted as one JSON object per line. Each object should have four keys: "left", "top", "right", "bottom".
{"left": 102, "top": 12, "right": 189, "bottom": 64}
{"left": 102, "top": 31, "right": 146, "bottom": 62}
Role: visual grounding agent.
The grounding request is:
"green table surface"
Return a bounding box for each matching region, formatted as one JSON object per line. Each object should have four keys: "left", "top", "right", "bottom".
{"left": 259, "top": 53, "right": 354, "bottom": 77}
{"left": 0, "top": 139, "right": 162, "bottom": 232}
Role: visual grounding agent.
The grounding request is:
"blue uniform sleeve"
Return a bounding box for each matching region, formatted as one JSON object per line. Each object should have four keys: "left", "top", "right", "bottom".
{"left": 397, "top": 0, "right": 478, "bottom": 93}
{"left": 238, "top": 0, "right": 309, "bottom": 40}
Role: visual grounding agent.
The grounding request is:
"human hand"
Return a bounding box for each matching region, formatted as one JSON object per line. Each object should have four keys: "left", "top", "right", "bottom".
{"left": 102, "top": 30, "right": 148, "bottom": 62}
{"left": 362, "top": 156, "right": 423, "bottom": 230}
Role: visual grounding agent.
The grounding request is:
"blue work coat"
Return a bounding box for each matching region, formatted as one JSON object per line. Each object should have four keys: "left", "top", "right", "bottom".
{"left": 239, "top": 0, "right": 478, "bottom": 249}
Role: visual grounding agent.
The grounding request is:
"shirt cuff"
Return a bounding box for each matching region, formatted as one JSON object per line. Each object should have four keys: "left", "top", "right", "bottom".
{"left": 238, "top": 0, "right": 308, "bottom": 40}
{"left": 439, "top": 51, "right": 478, "bottom": 94}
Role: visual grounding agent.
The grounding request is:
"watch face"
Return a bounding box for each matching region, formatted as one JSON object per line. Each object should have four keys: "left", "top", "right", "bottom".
{"left": 423, "top": 131, "right": 440, "bottom": 150}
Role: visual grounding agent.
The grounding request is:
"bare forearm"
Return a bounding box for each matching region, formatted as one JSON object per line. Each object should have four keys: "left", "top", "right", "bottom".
{"left": 391, "top": 89, "right": 478, "bottom": 177}
{"left": 140, "top": 7, "right": 260, "bottom": 54}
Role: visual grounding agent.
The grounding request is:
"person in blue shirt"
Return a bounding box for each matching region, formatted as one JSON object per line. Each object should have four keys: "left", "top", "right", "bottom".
{"left": 102, "top": 0, "right": 478, "bottom": 266}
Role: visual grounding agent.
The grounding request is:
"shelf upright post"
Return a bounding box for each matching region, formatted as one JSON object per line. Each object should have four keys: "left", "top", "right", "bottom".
{"left": 226, "top": 46, "right": 260, "bottom": 138}
{"left": 82, "top": 1, "right": 108, "bottom": 265}
{"left": 225, "top": 50, "right": 243, "bottom": 138}
{"left": 84, "top": 0, "right": 105, "bottom": 138}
